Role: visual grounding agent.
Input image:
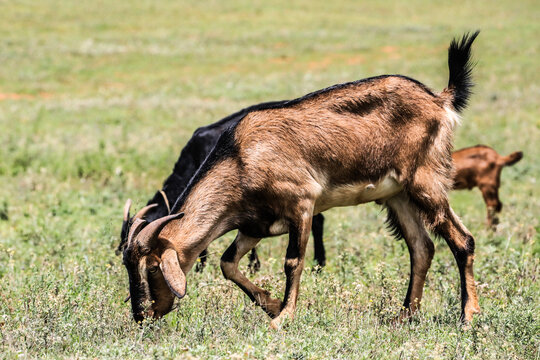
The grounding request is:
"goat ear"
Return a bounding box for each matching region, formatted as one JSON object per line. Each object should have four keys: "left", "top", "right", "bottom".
{"left": 160, "top": 248, "right": 187, "bottom": 298}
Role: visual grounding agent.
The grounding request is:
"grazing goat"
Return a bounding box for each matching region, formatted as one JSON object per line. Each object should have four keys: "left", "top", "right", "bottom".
{"left": 120, "top": 141, "right": 521, "bottom": 276}
{"left": 452, "top": 145, "right": 523, "bottom": 227}
{"left": 122, "top": 32, "right": 481, "bottom": 328}
{"left": 119, "top": 116, "right": 258, "bottom": 271}
{"left": 119, "top": 117, "right": 326, "bottom": 272}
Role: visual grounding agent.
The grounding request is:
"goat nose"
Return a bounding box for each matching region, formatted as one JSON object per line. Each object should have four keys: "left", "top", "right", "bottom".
{"left": 133, "top": 312, "right": 144, "bottom": 323}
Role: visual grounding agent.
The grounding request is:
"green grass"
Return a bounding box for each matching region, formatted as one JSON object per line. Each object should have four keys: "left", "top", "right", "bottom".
{"left": 0, "top": 0, "right": 539, "bottom": 358}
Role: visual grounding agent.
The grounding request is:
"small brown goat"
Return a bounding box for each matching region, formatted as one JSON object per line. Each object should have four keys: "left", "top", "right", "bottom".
{"left": 452, "top": 145, "right": 523, "bottom": 227}
{"left": 123, "top": 32, "right": 481, "bottom": 328}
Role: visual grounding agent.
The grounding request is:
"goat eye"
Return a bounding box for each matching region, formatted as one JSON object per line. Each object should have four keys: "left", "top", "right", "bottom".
{"left": 148, "top": 266, "right": 159, "bottom": 274}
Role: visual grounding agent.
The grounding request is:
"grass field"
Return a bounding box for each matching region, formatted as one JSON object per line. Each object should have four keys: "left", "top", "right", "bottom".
{"left": 0, "top": 0, "right": 539, "bottom": 358}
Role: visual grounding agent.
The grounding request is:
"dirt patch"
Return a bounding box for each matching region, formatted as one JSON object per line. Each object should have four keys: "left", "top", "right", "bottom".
{"left": 380, "top": 46, "right": 401, "bottom": 59}
{"left": 346, "top": 55, "right": 365, "bottom": 65}
{"left": 0, "top": 92, "right": 53, "bottom": 101}
{"left": 307, "top": 53, "right": 365, "bottom": 70}
{"left": 307, "top": 56, "right": 333, "bottom": 70}
{"left": 269, "top": 55, "right": 295, "bottom": 65}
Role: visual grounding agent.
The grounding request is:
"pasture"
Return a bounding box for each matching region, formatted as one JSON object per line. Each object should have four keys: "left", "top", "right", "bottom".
{"left": 0, "top": 0, "right": 538, "bottom": 358}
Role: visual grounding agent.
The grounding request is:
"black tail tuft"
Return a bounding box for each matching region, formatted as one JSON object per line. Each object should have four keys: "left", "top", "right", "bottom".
{"left": 447, "top": 30, "right": 480, "bottom": 113}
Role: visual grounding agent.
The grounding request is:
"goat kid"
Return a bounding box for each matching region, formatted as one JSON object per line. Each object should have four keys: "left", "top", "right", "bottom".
{"left": 119, "top": 111, "right": 327, "bottom": 272}
{"left": 452, "top": 145, "right": 523, "bottom": 227}
{"left": 123, "top": 32, "right": 481, "bottom": 328}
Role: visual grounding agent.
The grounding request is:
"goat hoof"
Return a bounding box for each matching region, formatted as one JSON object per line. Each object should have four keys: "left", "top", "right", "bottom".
{"left": 314, "top": 258, "right": 326, "bottom": 268}
{"left": 269, "top": 311, "right": 293, "bottom": 330}
{"left": 460, "top": 313, "right": 478, "bottom": 331}
{"left": 248, "top": 260, "right": 261, "bottom": 274}
{"left": 461, "top": 304, "right": 481, "bottom": 325}
{"left": 194, "top": 261, "right": 206, "bottom": 273}
{"left": 390, "top": 309, "right": 412, "bottom": 326}
{"left": 269, "top": 318, "right": 282, "bottom": 330}
{"left": 261, "top": 297, "right": 282, "bottom": 319}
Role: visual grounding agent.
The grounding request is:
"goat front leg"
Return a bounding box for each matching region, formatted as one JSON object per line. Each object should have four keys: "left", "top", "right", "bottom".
{"left": 220, "top": 232, "right": 282, "bottom": 317}
{"left": 479, "top": 184, "right": 501, "bottom": 228}
{"left": 435, "top": 207, "right": 481, "bottom": 323}
{"left": 311, "top": 213, "right": 326, "bottom": 267}
{"left": 270, "top": 206, "right": 313, "bottom": 329}
{"left": 247, "top": 248, "right": 261, "bottom": 274}
{"left": 195, "top": 248, "right": 208, "bottom": 272}
{"left": 387, "top": 194, "right": 435, "bottom": 320}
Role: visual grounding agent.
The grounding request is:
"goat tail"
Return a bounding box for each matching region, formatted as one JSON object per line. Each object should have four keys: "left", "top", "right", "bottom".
{"left": 497, "top": 151, "right": 523, "bottom": 167}
{"left": 441, "top": 31, "right": 480, "bottom": 113}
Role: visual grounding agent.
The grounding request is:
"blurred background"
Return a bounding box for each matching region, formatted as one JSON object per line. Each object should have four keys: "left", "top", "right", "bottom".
{"left": 0, "top": 1, "right": 538, "bottom": 358}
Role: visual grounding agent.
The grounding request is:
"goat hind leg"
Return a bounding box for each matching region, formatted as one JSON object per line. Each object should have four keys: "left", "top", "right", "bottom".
{"left": 434, "top": 207, "right": 481, "bottom": 323}
{"left": 408, "top": 168, "right": 479, "bottom": 323}
{"left": 220, "top": 232, "right": 282, "bottom": 317}
{"left": 387, "top": 194, "right": 435, "bottom": 320}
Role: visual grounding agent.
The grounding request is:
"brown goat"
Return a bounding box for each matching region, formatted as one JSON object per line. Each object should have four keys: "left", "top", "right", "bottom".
{"left": 122, "top": 32, "right": 481, "bottom": 328}
{"left": 452, "top": 145, "right": 523, "bottom": 227}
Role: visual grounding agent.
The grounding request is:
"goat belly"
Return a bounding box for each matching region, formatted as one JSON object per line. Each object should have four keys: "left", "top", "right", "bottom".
{"left": 314, "top": 173, "right": 402, "bottom": 213}
{"left": 268, "top": 219, "right": 288, "bottom": 235}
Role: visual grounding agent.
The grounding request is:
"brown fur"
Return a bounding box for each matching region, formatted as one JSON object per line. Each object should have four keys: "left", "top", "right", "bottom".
{"left": 123, "top": 34, "right": 482, "bottom": 327}
{"left": 126, "top": 77, "right": 478, "bottom": 325}
{"left": 452, "top": 145, "right": 523, "bottom": 227}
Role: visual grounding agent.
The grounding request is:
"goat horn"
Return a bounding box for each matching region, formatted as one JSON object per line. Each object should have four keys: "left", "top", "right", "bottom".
{"left": 127, "top": 218, "right": 147, "bottom": 248}
{"left": 159, "top": 190, "right": 171, "bottom": 214}
{"left": 160, "top": 248, "right": 187, "bottom": 299}
{"left": 135, "top": 212, "right": 184, "bottom": 249}
{"left": 123, "top": 199, "right": 132, "bottom": 221}
{"left": 133, "top": 203, "right": 158, "bottom": 220}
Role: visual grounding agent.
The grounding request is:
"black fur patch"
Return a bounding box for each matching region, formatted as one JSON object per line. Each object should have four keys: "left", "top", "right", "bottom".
{"left": 285, "top": 224, "right": 301, "bottom": 260}
{"left": 170, "top": 125, "right": 240, "bottom": 213}
{"left": 385, "top": 206, "right": 406, "bottom": 241}
{"left": 122, "top": 248, "right": 146, "bottom": 322}
{"left": 311, "top": 213, "right": 326, "bottom": 266}
{"left": 220, "top": 240, "right": 238, "bottom": 264}
{"left": 331, "top": 96, "right": 382, "bottom": 116}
